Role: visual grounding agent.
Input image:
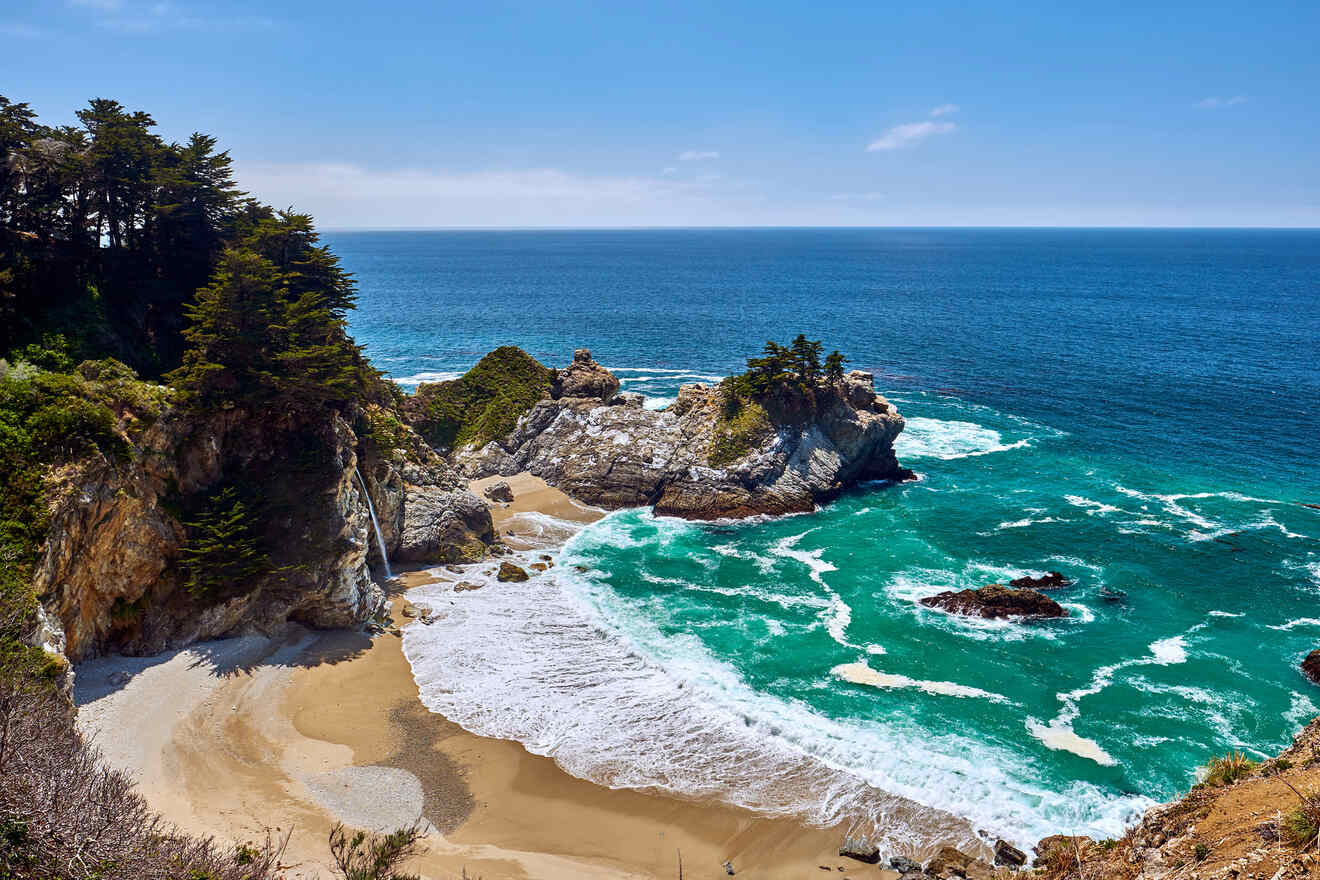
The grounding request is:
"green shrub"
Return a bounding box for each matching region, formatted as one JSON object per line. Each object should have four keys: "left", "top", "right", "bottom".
{"left": 1203, "top": 751, "right": 1257, "bottom": 786}
{"left": 709, "top": 389, "right": 772, "bottom": 467}
{"left": 407, "top": 346, "right": 551, "bottom": 449}
{"left": 1281, "top": 807, "right": 1318, "bottom": 847}
{"left": 1193, "top": 841, "right": 1209, "bottom": 861}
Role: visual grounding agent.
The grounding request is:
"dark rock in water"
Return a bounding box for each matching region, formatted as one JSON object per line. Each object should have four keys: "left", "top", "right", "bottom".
{"left": 721, "top": 859, "right": 735, "bottom": 875}
{"left": 889, "top": 855, "right": 920, "bottom": 873}
{"left": 1098, "top": 587, "right": 1127, "bottom": 603}
{"left": 539, "top": 554, "right": 553, "bottom": 561}
{"left": 994, "top": 839, "right": 1027, "bottom": 867}
{"left": 838, "top": 838, "right": 879, "bottom": 864}
{"left": 483, "top": 480, "right": 515, "bottom": 503}
{"left": 496, "top": 562, "right": 529, "bottom": 582}
{"left": 920, "top": 583, "right": 1067, "bottom": 619}
{"left": 573, "top": 564, "right": 589, "bottom": 573}
{"left": 530, "top": 562, "right": 548, "bottom": 571}
{"left": 1302, "top": 650, "right": 1320, "bottom": 685}
{"left": 1301, "top": 503, "right": 1320, "bottom": 510}
{"left": 1008, "top": 571, "right": 1071, "bottom": 590}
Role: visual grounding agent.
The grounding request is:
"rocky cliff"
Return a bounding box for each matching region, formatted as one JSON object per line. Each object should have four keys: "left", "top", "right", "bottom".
{"left": 451, "top": 349, "right": 909, "bottom": 519}
{"left": 34, "top": 400, "right": 493, "bottom": 663}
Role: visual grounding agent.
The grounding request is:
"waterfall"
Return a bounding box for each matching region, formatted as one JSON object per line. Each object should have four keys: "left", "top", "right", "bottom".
{"left": 355, "top": 468, "right": 393, "bottom": 579}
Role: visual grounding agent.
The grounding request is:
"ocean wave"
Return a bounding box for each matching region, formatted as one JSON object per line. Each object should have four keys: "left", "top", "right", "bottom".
{"left": 1268, "top": 617, "right": 1320, "bottom": 631}
{"left": 895, "top": 416, "right": 1032, "bottom": 460}
{"left": 402, "top": 542, "right": 1153, "bottom": 852}
{"left": 643, "top": 396, "right": 675, "bottom": 410}
{"left": 389, "top": 370, "right": 462, "bottom": 387}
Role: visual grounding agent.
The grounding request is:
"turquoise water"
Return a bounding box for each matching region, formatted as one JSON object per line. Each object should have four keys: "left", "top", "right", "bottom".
{"left": 334, "top": 229, "right": 1320, "bottom": 849}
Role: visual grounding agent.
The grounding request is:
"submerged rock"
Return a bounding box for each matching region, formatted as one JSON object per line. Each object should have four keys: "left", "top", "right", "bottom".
{"left": 1008, "top": 571, "right": 1071, "bottom": 590}
{"left": 920, "top": 584, "right": 1067, "bottom": 619}
{"left": 451, "top": 350, "right": 909, "bottom": 520}
{"left": 482, "top": 479, "right": 515, "bottom": 502}
{"left": 496, "top": 562, "right": 529, "bottom": 583}
{"left": 1302, "top": 649, "right": 1320, "bottom": 685}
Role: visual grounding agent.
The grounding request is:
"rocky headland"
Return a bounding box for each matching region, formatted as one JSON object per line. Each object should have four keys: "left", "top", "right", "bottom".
{"left": 415, "top": 347, "right": 911, "bottom": 520}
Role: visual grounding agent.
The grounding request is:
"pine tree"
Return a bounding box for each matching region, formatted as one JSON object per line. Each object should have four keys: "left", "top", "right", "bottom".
{"left": 824, "top": 350, "right": 847, "bottom": 384}
{"left": 179, "top": 486, "right": 269, "bottom": 595}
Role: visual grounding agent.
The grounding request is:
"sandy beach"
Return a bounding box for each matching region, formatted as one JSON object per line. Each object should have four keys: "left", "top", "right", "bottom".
{"left": 75, "top": 473, "right": 892, "bottom": 880}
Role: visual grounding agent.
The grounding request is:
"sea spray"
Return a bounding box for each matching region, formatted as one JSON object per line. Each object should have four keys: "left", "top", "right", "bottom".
{"left": 355, "top": 468, "right": 392, "bottom": 579}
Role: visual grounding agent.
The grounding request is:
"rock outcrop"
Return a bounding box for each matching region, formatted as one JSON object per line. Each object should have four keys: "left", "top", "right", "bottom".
{"left": 551, "top": 348, "right": 620, "bottom": 401}
{"left": 920, "top": 584, "right": 1067, "bottom": 619}
{"left": 1302, "top": 649, "right": 1320, "bottom": 685}
{"left": 34, "top": 403, "right": 493, "bottom": 663}
{"left": 450, "top": 353, "right": 909, "bottom": 520}
{"left": 1008, "top": 571, "right": 1071, "bottom": 590}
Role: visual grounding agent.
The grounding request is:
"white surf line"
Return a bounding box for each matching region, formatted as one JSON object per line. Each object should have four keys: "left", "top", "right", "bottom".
{"left": 1026, "top": 634, "right": 1190, "bottom": 766}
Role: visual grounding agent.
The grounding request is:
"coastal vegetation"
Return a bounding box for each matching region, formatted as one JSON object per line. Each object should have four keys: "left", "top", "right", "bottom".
{"left": 405, "top": 346, "right": 552, "bottom": 449}
{"left": 0, "top": 90, "right": 445, "bottom": 880}
{"left": 710, "top": 335, "right": 848, "bottom": 465}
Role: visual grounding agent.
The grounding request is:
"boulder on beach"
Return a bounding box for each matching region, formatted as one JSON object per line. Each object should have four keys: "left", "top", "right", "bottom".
{"left": 837, "top": 837, "right": 879, "bottom": 864}
{"left": 483, "top": 480, "right": 515, "bottom": 503}
{"left": 1008, "top": 571, "right": 1071, "bottom": 590}
{"left": 920, "top": 583, "right": 1067, "bottom": 619}
{"left": 1302, "top": 649, "right": 1320, "bottom": 685}
{"left": 496, "top": 562, "right": 529, "bottom": 582}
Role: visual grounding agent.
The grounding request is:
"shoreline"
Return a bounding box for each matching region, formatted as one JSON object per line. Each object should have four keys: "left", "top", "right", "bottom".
{"left": 75, "top": 473, "right": 894, "bottom": 880}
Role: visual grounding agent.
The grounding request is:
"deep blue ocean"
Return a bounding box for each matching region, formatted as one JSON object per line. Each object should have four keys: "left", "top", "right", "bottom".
{"left": 329, "top": 228, "right": 1320, "bottom": 852}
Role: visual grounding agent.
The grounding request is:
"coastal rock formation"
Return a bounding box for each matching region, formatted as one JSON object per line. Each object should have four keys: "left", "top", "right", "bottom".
{"left": 1008, "top": 571, "right": 1071, "bottom": 590}
{"left": 483, "top": 479, "right": 515, "bottom": 502}
{"left": 33, "top": 404, "right": 493, "bottom": 662}
{"left": 450, "top": 352, "right": 909, "bottom": 520}
{"left": 551, "top": 348, "right": 620, "bottom": 401}
{"left": 920, "top": 584, "right": 1067, "bottom": 619}
{"left": 1302, "top": 649, "right": 1320, "bottom": 685}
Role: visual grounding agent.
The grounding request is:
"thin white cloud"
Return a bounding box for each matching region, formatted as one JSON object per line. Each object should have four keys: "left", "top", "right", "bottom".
{"left": 929, "top": 104, "right": 959, "bottom": 117}
{"left": 661, "top": 166, "right": 677, "bottom": 175}
{"left": 678, "top": 150, "right": 719, "bottom": 161}
{"left": 867, "top": 120, "right": 956, "bottom": 151}
{"left": 68, "top": 0, "right": 124, "bottom": 9}
{"left": 233, "top": 162, "right": 746, "bottom": 227}
{"left": 1196, "top": 95, "right": 1247, "bottom": 108}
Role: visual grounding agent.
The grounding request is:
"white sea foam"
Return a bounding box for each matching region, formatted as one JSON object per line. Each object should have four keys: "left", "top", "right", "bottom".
{"left": 643, "top": 396, "right": 675, "bottom": 410}
{"left": 1285, "top": 692, "right": 1319, "bottom": 731}
{"left": 403, "top": 535, "right": 1152, "bottom": 852}
{"left": 895, "top": 416, "right": 1032, "bottom": 460}
{"left": 1268, "top": 618, "right": 1320, "bottom": 631}
{"left": 833, "top": 661, "right": 1011, "bottom": 703}
{"left": 618, "top": 372, "right": 723, "bottom": 384}
{"left": 1063, "top": 495, "right": 1125, "bottom": 516}
{"left": 1027, "top": 635, "right": 1191, "bottom": 765}
{"left": 390, "top": 370, "right": 462, "bottom": 387}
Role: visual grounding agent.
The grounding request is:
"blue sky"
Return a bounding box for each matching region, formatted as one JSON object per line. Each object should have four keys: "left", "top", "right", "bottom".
{"left": 3, "top": 0, "right": 1317, "bottom": 227}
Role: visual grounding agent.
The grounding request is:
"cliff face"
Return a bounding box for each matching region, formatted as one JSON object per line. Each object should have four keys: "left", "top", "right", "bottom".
{"left": 34, "top": 403, "right": 493, "bottom": 663}
{"left": 452, "top": 351, "right": 908, "bottom": 519}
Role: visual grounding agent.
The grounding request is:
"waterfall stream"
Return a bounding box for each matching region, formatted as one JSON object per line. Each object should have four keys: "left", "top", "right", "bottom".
{"left": 355, "top": 468, "right": 393, "bottom": 579}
